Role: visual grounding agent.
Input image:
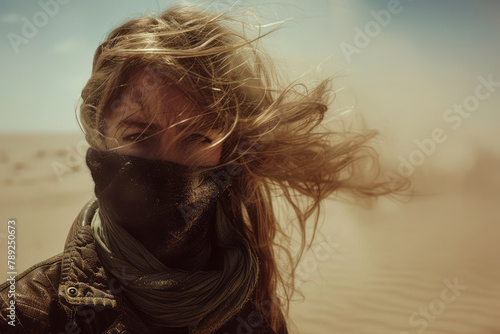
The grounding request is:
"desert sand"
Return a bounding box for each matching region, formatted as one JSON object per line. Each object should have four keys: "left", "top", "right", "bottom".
{"left": 1, "top": 133, "right": 499, "bottom": 333}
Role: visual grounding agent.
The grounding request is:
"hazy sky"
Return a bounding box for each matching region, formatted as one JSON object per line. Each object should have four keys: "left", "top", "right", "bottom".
{"left": 1, "top": 0, "right": 499, "bottom": 135}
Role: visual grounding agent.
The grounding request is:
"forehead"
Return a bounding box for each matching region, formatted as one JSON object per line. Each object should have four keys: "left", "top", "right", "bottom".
{"left": 108, "top": 71, "right": 198, "bottom": 127}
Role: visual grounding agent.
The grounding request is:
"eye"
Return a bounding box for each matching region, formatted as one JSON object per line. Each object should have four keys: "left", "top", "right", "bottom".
{"left": 183, "top": 134, "right": 213, "bottom": 144}
{"left": 123, "top": 132, "right": 151, "bottom": 143}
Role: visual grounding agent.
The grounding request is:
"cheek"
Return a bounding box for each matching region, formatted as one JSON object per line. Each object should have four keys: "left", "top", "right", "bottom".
{"left": 180, "top": 144, "right": 222, "bottom": 167}
{"left": 115, "top": 145, "right": 148, "bottom": 159}
{"left": 203, "top": 146, "right": 222, "bottom": 166}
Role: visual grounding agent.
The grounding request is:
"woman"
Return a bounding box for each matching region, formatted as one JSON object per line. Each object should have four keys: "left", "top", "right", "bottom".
{"left": 0, "top": 5, "right": 401, "bottom": 334}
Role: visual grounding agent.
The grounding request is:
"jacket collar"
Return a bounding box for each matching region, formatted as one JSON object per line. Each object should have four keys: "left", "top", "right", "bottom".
{"left": 58, "top": 198, "right": 152, "bottom": 333}
{"left": 59, "top": 198, "right": 118, "bottom": 307}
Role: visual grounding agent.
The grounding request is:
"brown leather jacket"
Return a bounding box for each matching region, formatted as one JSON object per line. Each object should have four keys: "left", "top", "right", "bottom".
{"left": 0, "top": 200, "right": 279, "bottom": 333}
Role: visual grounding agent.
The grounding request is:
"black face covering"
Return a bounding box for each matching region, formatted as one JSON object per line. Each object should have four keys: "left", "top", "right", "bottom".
{"left": 85, "top": 148, "right": 259, "bottom": 332}
{"left": 85, "top": 148, "right": 231, "bottom": 269}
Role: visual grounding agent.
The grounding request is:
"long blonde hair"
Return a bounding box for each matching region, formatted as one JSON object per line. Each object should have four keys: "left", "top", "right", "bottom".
{"left": 79, "top": 5, "right": 405, "bottom": 332}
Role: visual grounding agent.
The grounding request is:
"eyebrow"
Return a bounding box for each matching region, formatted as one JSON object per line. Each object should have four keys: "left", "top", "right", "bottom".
{"left": 118, "top": 119, "right": 161, "bottom": 131}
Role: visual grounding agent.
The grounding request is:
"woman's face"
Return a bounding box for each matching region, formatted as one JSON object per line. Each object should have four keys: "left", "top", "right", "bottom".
{"left": 104, "top": 71, "right": 222, "bottom": 166}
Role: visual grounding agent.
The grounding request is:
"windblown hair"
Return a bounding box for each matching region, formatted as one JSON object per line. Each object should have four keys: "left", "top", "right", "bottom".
{"left": 79, "top": 5, "right": 405, "bottom": 332}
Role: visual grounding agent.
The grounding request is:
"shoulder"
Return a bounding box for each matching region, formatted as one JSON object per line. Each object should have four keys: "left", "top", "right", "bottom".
{"left": 0, "top": 253, "right": 64, "bottom": 332}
